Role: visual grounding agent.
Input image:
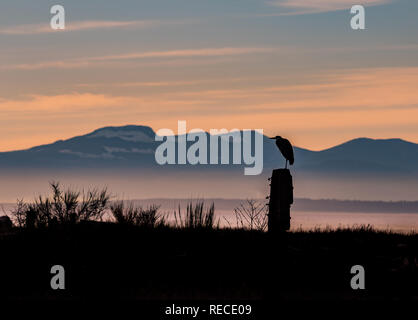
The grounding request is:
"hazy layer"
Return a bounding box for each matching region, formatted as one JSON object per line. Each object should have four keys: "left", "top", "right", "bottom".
{"left": 1, "top": 169, "right": 418, "bottom": 202}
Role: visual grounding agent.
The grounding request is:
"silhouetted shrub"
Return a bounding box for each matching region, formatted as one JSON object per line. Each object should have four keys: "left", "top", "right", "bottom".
{"left": 110, "top": 201, "right": 138, "bottom": 225}
{"left": 234, "top": 199, "right": 268, "bottom": 231}
{"left": 11, "top": 182, "right": 110, "bottom": 228}
{"left": 0, "top": 215, "right": 13, "bottom": 233}
{"left": 110, "top": 201, "right": 166, "bottom": 228}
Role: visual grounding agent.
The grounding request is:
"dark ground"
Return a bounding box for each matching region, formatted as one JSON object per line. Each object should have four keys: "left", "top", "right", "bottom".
{"left": 0, "top": 223, "right": 417, "bottom": 316}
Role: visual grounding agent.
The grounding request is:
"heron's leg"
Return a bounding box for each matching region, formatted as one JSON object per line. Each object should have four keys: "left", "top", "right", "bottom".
{"left": 285, "top": 159, "right": 288, "bottom": 169}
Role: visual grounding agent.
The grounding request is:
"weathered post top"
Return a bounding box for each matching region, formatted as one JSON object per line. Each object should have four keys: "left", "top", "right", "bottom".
{"left": 268, "top": 168, "right": 293, "bottom": 233}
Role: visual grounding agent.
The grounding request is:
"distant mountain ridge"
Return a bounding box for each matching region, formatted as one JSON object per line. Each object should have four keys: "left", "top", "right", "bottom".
{"left": 292, "top": 137, "right": 418, "bottom": 174}
{"left": 1, "top": 125, "right": 418, "bottom": 175}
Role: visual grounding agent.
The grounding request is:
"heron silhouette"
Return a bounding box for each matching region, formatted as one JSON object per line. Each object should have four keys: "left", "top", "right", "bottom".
{"left": 269, "top": 136, "right": 294, "bottom": 169}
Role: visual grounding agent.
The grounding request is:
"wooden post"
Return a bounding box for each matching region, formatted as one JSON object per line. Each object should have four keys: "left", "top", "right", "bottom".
{"left": 268, "top": 169, "right": 293, "bottom": 232}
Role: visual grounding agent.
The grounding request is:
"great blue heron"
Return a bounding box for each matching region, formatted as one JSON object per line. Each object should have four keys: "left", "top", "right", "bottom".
{"left": 269, "top": 136, "right": 294, "bottom": 169}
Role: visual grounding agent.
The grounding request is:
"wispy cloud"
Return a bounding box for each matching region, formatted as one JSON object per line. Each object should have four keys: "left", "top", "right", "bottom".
{"left": 2, "top": 67, "right": 417, "bottom": 114}
{"left": 77, "top": 81, "right": 199, "bottom": 88}
{"left": 89, "top": 47, "right": 276, "bottom": 61}
{"left": 267, "top": 0, "right": 391, "bottom": 15}
{"left": 1, "top": 67, "right": 418, "bottom": 151}
{"left": 3, "top": 47, "right": 277, "bottom": 70}
{"left": 0, "top": 19, "right": 188, "bottom": 35}
{"left": 76, "top": 77, "right": 250, "bottom": 88}
{"left": 165, "top": 67, "right": 418, "bottom": 112}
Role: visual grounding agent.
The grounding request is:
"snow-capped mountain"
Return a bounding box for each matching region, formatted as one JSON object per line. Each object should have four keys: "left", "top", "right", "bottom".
{"left": 1, "top": 125, "right": 418, "bottom": 175}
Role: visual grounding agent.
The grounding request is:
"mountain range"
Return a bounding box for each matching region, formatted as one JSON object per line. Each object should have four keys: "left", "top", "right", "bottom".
{"left": 0, "top": 125, "right": 417, "bottom": 201}
{"left": 1, "top": 125, "right": 417, "bottom": 175}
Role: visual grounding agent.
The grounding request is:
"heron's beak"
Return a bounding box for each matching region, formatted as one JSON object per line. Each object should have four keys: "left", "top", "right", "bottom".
{"left": 269, "top": 137, "right": 276, "bottom": 139}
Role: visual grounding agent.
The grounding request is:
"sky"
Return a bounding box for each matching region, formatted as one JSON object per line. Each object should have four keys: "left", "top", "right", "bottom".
{"left": 0, "top": 0, "right": 418, "bottom": 151}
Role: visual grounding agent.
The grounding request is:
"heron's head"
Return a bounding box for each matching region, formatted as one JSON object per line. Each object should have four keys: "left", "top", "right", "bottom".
{"left": 269, "top": 135, "right": 282, "bottom": 140}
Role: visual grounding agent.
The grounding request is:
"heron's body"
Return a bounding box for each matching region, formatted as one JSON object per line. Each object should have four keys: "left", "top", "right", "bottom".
{"left": 270, "top": 136, "right": 294, "bottom": 168}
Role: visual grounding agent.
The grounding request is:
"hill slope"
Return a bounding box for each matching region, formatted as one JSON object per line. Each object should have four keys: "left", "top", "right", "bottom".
{"left": 1, "top": 125, "right": 417, "bottom": 175}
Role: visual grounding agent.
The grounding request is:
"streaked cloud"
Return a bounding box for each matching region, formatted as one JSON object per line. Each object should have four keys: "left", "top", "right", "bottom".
{"left": 3, "top": 47, "right": 277, "bottom": 70}
{"left": 89, "top": 47, "right": 276, "bottom": 61}
{"left": 77, "top": 81, "right": 198, "bottom": 88}
{"left": 2, "top": 67, "right": 417, "bottom": 114}
{"left": 0, "top": 19, "right": 189, "bottom": 35}
{"left": 1, "top": 67, "right": 418, "bottom": 151}
{"left": 166, "top": 67, "right": 418, "bottom": 112}
{"left": 76, "top": 77, "right": 249, "bottom": 88}
{"left": 268, "top": 0, "right": 391, "bottom": 15}
{"left": 0, "top": 93, "right": 211, "bottom": 116}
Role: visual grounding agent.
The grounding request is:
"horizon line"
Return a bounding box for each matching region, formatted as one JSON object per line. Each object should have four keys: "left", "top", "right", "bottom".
{"left": 0, "top": 124, "right": 415, "bottom": 154}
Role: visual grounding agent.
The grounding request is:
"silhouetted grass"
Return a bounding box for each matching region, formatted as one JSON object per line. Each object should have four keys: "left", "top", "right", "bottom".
{"left": 110, "top": 201, "right": 166, "bottom": 228}
{"left": 0, "top": 219, "right": 416, "bottom": 302}
{"left": 292, "top": 224, "right": 416, "bottom": 235}
{"left": 173, "top": 201, "right": 219, "bottom": 229}
{"left": 2, "top": 182, "right": 417, "bottom": 303}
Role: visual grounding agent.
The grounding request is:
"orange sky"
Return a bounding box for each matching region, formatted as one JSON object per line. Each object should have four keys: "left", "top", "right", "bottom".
{"left": 1, "top": 66, "right": 418, "bottom": 151}
{"left": 1, "top": 0, "right": 418, "bottom": 151}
